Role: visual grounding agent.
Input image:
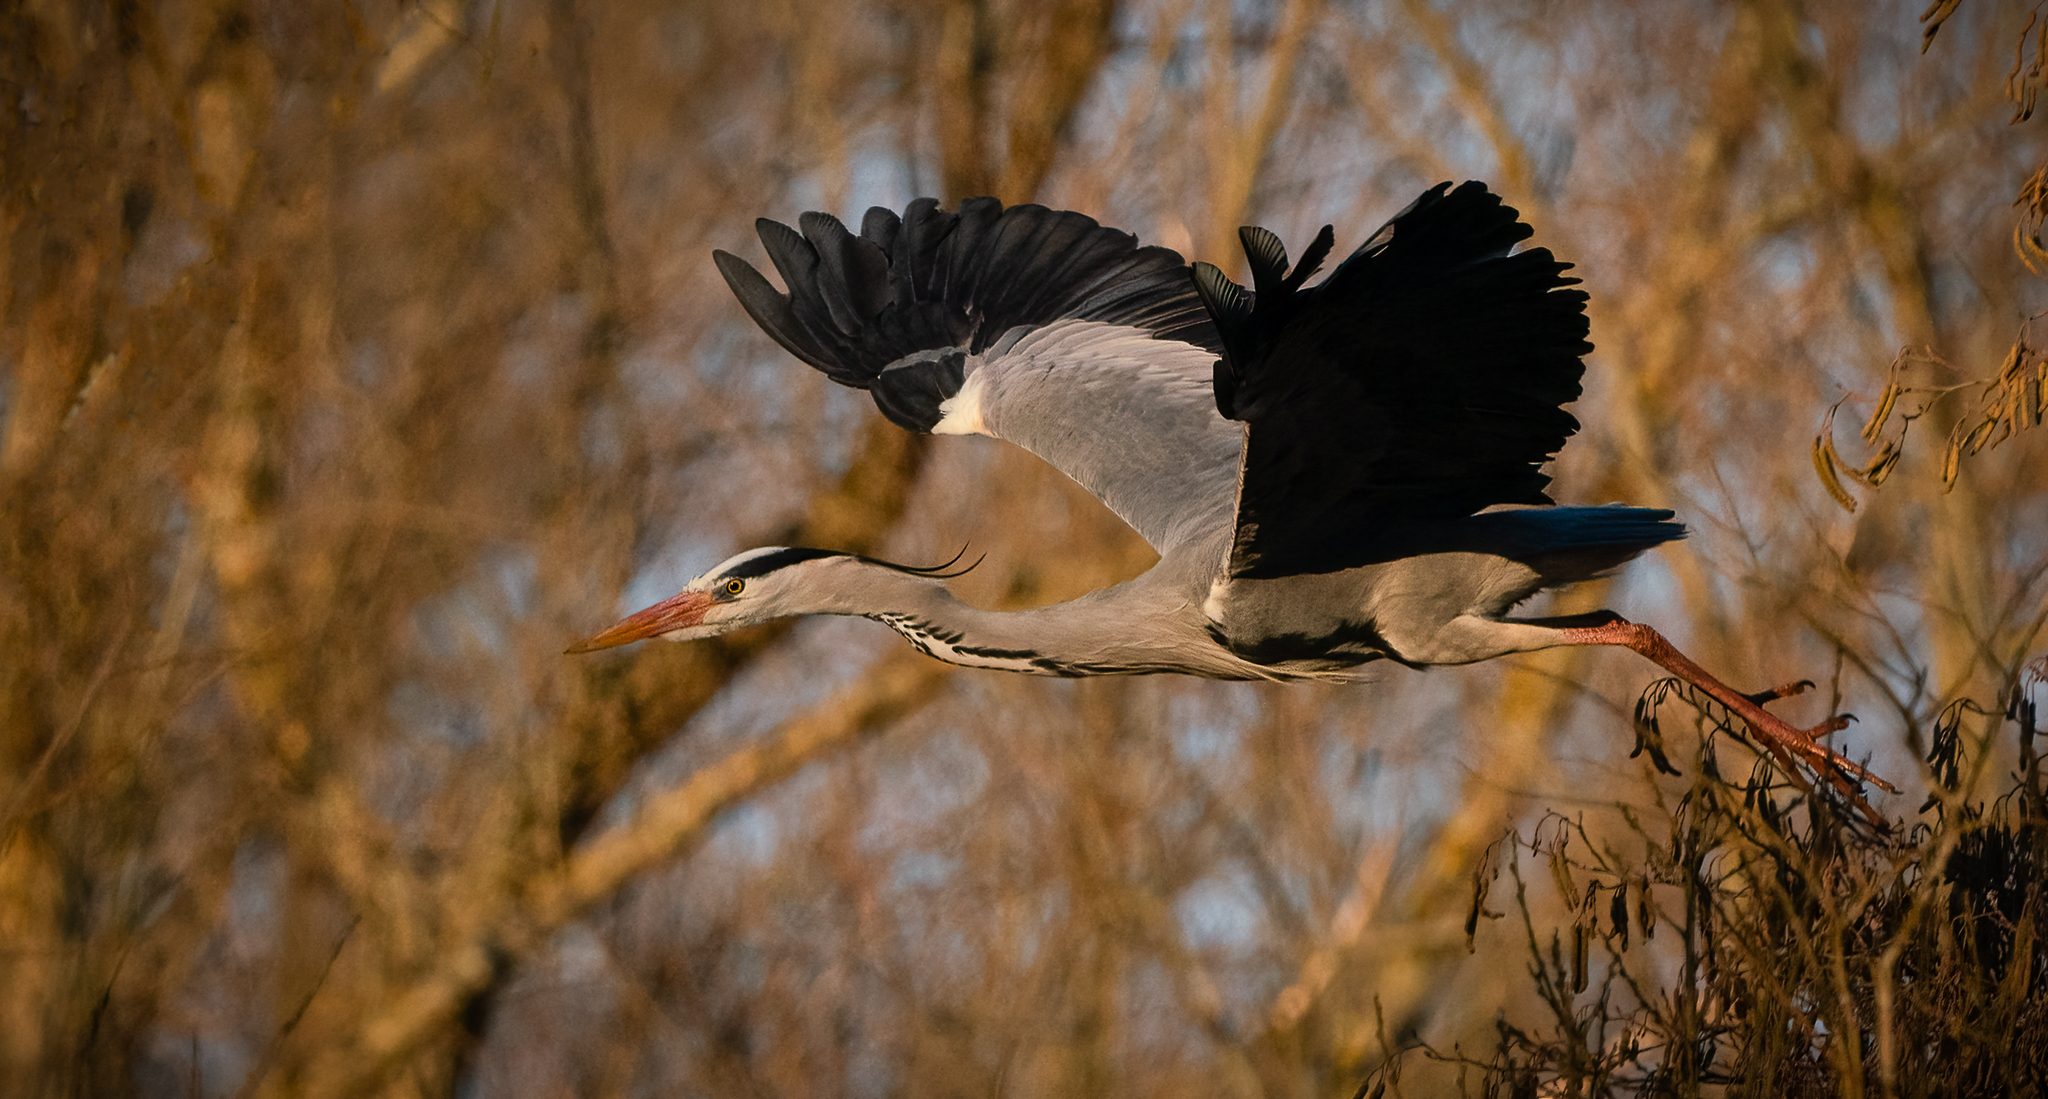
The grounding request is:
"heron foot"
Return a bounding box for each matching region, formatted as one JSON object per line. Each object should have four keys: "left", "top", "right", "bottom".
{"left": 1720, "top": 689, "right": 1894, "bottom": 799}
{"left": 1670, "top": 667, "right": 1898, "bottom": 829}
{"left": 1560, "top": 619, "right": 1898, "bottom": 825}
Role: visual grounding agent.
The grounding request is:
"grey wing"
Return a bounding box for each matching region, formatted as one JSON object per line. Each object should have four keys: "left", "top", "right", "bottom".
{"left": 714, "top": 197, "right": 1242, "bottom": 551}
{"left": 940, "top": 320, "right": 1242, "bottom": 549}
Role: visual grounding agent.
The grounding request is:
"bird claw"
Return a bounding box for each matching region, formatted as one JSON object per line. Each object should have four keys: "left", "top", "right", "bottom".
{"left": 1744, "top": 679, "right": 1816, "bottom": 705}
{"left": 1588, "top": 622, "right": 1899, "bottom": 825}
{"left": 1724, "top": 692, "right": 1900, "bottom": 825}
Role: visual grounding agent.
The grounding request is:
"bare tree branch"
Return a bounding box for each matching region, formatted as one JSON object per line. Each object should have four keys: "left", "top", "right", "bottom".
{"left": 282, "top": 655, "right": 952, "bottom": 1099}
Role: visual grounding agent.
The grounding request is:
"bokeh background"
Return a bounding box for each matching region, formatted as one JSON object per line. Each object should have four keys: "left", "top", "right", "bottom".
{"left": 5, "top": 0, "right": 2047, "bottom": 1095}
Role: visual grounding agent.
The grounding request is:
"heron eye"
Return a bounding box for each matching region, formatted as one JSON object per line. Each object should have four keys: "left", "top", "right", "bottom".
{"left": 724, "top": 578, "right": 746, "bottom": 596}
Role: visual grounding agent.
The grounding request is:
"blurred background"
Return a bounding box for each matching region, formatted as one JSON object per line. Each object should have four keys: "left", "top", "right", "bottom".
{"left": 4, "top": 0, "right": 2047, "bottom": 1095}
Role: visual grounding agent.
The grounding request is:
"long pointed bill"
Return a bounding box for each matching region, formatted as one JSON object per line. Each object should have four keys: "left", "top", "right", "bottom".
{"left": 565, "top": 590, "right": 714, "bottom": 654}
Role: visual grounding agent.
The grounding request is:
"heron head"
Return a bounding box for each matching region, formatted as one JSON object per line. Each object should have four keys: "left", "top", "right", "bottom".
{"left": 565, "top": 546, "right": 852, "bottom": 653}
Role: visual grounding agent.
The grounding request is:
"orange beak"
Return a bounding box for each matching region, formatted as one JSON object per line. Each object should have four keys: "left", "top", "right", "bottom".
{"left": 565, "top": 590, "right": 714, "bottom": 654}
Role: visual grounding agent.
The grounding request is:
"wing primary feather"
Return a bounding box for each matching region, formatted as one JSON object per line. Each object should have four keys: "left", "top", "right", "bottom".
{"left": 1239, "top": 226, "right": 1291, "bottom": 300}
{"left": 754, "top": 216, "right": 871, "bottom": 370}
{"left": 1285, "top": 224, "right": 1336, "bottom": 289}
{"left": 935, "top": 197, "right": 1002, "bottom": 311}
{"left": 800, "top": 211, "right": 885, "bottom": 332}
{"left": 1191, "top": 262, "right": 1254, "bottom": 418}
{"left": 1190, "top": 263, "right": 1252, "bottom": 332}
{"left": 896, "top": 197, "right": 953, "bottom": 301}
{"left": 755, "top": 217, "right": 817, "bottom": 290}
{"left": 713, "top": 249, "right": 847, "bottom": 379}
{"left": 861, "top": 206, "right": 901, "bottom": 252}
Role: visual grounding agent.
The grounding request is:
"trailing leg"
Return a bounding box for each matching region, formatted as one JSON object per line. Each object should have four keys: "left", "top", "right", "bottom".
{"left": 1553, "top": 617, "right": 1897, "bottom": 821}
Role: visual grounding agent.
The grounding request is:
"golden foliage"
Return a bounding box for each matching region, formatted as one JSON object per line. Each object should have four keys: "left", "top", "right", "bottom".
{"left": 1816, "top": 332, "right": 2048, "bottom": 510}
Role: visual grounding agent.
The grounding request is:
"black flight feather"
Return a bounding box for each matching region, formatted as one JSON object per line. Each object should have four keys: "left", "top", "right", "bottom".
{"left": 1285, "top": 225, "right": 1336, "bottom": 290}
{"left": 1239, "top": 225, "right": 1291, "bottom": 301}
{"left": 716, "top": 197, "right": 1222, "bottom": 432}
{"left": 860, "top": 206, "right": 900, "bottom": 253}
{"left": 1203, "top": 181, "right": 1595, "bottom": 578}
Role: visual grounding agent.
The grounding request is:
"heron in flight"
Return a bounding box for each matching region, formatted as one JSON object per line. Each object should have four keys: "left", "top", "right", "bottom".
{"left": 570, "top": 182, "right": 1892, "bottom": 809}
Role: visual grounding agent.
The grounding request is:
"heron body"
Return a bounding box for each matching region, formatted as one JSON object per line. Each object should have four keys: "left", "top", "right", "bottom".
{"left": 571, "top": 182, "right": 1893, "bottom": 810}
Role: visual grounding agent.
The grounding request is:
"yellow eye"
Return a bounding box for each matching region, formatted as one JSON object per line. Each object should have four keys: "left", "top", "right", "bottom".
{"left": 724, "top": 578, "right": 746, "bottom": 596}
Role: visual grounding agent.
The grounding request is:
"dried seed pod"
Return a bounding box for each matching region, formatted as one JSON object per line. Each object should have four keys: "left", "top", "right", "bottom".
{"left": 1813, "top": 434, "right": 1858, "bottom": 511}
{"left": 1861, "top": 379, "right": 1900, "bottom": 444}
{"left": 1549, "top": 842, "right": 1576, "bottom": 904}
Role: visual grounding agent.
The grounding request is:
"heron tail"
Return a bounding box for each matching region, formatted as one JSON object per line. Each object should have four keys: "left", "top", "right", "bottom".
{"left": 1520, "top": 505, "right": 1687, "bottom": 584}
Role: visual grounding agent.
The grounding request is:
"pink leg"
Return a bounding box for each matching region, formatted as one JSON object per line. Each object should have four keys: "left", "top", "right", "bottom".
{"left": 1556, "top": 619, "right": 1897, "bottom": 822}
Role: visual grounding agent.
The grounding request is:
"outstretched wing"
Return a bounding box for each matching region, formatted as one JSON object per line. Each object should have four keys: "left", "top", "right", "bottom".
{"left": 715, "top": 198, "right": 1242, "bottom": 550}
{"left": 1193, "top": 181, "right": 1591, "bottom": 578}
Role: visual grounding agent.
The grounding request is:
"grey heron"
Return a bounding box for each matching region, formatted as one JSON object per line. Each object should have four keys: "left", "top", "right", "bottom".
{"left": 570, "top": 182, "right": 1894, "bottom": 811}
